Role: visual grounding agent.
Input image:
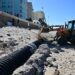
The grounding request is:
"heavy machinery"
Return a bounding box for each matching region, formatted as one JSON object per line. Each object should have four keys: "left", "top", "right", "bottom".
{"left": 38, "top": 18, "right": 52, "bottom": 32}
{"left": 56, "top": 20, "right": 75, "bottom": 45}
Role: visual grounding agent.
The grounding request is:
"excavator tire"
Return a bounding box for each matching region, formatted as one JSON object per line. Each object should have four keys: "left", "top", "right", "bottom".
{"left": 70, "top": 40, "right": 75, "bottom": 44}
{"left": 57, "top": 37, "right": 67, "bottom": 45}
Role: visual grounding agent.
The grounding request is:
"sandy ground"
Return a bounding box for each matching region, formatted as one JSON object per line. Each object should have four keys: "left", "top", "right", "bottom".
{"left": 52, "top": 46, "right": 75, "bottom": 75}
{"left": 0, "top": 26, "right": 38, "bottom": 58}
{"left": 44, "top": 41, "right": 75, "bottom": 75}
{"left": 0, "top": 27, "right": 75, "bottom": 75}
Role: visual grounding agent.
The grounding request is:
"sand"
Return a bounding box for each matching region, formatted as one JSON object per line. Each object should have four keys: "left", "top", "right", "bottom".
{"left": 0, "top": 27, "right": 75, "bottom": 75}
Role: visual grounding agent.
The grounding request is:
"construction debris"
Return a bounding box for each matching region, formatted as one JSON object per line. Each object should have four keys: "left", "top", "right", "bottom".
{"left": 0, "top": 26, "right": 75, "bottom": 75}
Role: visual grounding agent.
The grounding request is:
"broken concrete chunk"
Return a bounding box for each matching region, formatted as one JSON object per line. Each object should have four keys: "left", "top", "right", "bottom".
{"left": 44, "top": 67, "right": 59, "bottom": 75}
{"left": 52, "top": 62, "right": 58, "bottom": 68}
{"left": 7, "top": 34, "right": 11, "bottom": 36}
{"left": 0, "top": 35, "right": 3, "bottom": 37}
{"left": 51, "top": 49, "right": 59, "bottom": 53}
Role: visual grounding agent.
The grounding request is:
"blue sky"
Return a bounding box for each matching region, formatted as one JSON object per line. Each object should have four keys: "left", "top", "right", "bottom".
{"left": 28, "top": 0, "right": 75, "bottom": 25}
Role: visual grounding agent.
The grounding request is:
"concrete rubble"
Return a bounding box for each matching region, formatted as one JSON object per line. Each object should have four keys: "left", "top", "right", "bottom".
{"left": 44, "top": 67, "right": 59, "bottom": 75}
{"left": 0, "top": 27, "right": 75, "bottom": 75}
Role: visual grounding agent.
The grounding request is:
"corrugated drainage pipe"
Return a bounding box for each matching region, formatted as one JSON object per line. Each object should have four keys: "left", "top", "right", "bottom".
{"left": 0, "top": 39, "right": 44, "bottom": 75}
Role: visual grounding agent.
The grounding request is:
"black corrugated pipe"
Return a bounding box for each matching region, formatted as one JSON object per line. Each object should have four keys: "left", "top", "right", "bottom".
{"left": 0, "top": 39, "right": 44, "bottom": 75}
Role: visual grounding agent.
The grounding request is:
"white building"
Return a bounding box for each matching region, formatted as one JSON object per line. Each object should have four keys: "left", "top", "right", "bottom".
{"left": 33, "top": 11, "right": 46, "bottom": 22}
{"left": 27, "top": 2, "right": 33, "bottom": 19}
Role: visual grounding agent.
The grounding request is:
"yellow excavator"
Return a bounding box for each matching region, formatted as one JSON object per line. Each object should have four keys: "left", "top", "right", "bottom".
{"left": 39, "top": 20, "right": 75, "bottom": 45}
{"left": 56, "top": 20, "right": 75, "bottom": 45}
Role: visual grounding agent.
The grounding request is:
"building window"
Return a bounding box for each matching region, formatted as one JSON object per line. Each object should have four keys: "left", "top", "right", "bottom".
{"left": 20, "top": 0, "right": 23, "bottom": 3}
{"left": 8, "top": 5, "right": 10, "bottom": 8}
{"left": 20, "top": 5, "right": 22, "bottom": 9}
{"left": 2, "top": 5, "right": 5, "bottom": 8}
{"left": 4, "top": 10, "right": 6, "bottom": 12}
{"left": 15, "top": 14, "right": 19, "bottom": 17}
{"left": 20, "top": 14, "right": 22, "bottom": 17}
{"left": 20, "top": 9, "right": 22, "bottom": 13}
{"left": 8, "top": 5, "right": 12, "bottom": 8}
{"left": 2, "top": 1, "right": 5, "bottom": 5}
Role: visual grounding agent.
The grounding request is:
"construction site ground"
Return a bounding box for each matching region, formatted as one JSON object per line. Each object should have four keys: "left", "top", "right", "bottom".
{"left": 0, "top": 26, "right": 75, "bottom": 75}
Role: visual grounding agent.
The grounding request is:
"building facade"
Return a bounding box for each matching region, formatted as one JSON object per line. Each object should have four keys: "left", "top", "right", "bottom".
{"left": 0, "top": 0, "right": 27, "bottom": 19}
{"left": 27, "top": 2, "right": 33, "bottom": 19}
{"left": 33, "top": 11, "right": 46, "bottom": 22}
